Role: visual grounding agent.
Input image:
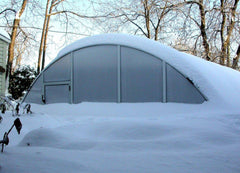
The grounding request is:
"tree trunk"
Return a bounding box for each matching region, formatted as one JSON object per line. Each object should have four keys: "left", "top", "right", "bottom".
{"left": 220, "top": 0, "right": 226, "bottom": 65}
{"left": 5, "top": 0, "right": 27, "bottom": 85}
{"left": 232, "top": 44, "right": 240, "bottom": 69}
{"left": 37, "top": 0, "right": 50, "bottom": 74}
{"left": 225, "top": 0, "right": 239, "bottom": 66}
{"left": 198, "top": 0, "right": 211, "bottom": 61}
{"left": 41, "top": 0, "right": 54, "bottom": 71}
{"left": 142, "top": 0, "right": 151, "bottom": 39}
{"left": 154, "top": 27, "right": 159, "bottom": 41}
{"left": 220, "top": 0, "right": 239, "bottom": 66}
{"left": 6, "top": 18, "right": 20, "bottom": 80}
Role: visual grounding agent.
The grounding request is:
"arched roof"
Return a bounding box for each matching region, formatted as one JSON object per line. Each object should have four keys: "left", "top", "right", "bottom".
{"left": 37, "top": 34, "right": 240, "bottom": 109}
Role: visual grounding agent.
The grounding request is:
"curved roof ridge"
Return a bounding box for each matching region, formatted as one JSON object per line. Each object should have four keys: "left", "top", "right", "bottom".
{"left": 57, "top": 33, "right": 178, "bottom": 61}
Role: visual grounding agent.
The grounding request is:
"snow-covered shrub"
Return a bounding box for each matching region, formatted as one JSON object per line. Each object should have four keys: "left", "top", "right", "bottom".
{"left": 8, "top": 66, "right": 37, "bottom": 100}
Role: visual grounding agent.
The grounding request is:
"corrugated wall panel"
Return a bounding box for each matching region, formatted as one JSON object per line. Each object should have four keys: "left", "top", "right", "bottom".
{"left": 24, "top": 74, "right": 43, "bottom": 104}
{"left": 121, "top": 46, "right": 163, "bottom": 102}
{"left": 166, "top": 64, "right": 205, "bottom": 103}
{"left": 73, "top": 45, "right": 118, "bottom": 103}
{"left": 44, "top": 54, "right": 71, "bottom": 82}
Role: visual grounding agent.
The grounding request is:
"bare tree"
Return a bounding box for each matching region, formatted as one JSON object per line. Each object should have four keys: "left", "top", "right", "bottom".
{"left": 5, "top": 0, "right": 28, "bottom": 86}
{"left": 38, "top": 0, "right": 72, "bottom": 73}
{"left": 37, "top": 0, "right": 119, "bottom": 72}
{"left": 2, "top": 0, "right": 239, "bottom": 72}
{"left": 182, "top": 0, "right": 212, "bottom": 61}
{"left": 219, "top": 0, "right": 239, "bottom": 66}
{"left": 37, "top": 0, "right": 51, "bottom": 74}
{"left": 92, "top": 0, "right": 182, "bottom": 41}
{"left": 12, "top": 29, "right": 30, "bottom": 71}
{"left": 180, "top": 0, "right": 240, "bottom": 67}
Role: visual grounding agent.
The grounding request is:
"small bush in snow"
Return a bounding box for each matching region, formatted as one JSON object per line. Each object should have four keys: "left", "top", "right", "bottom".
{"left": 8, "top": 66, "right": 37, "bottom": 100}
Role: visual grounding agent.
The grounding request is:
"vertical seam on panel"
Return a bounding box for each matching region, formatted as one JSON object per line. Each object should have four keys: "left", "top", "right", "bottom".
{"left": 117, "top": 45, "right": 121, "bottom": 103}
{"left": 71, "top": 52, "right": 74, "bottom": 104}
{"left": 162, "top": 61, "right": 167, "bottom": 103}
{"left": 42, "top": 73, "right": 45, "bottom": 104}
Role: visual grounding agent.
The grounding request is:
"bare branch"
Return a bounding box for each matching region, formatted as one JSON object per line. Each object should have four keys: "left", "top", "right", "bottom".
{"left": 0, "top": 8, "right": 16, "bottom": 15}
{"left": 48, "top": 10, "right": 121, "bottom": 19}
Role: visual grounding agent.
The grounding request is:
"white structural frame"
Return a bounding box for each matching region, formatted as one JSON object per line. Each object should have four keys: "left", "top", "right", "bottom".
{"left": 117, "top": 45, "right": 121, "bottom": 103}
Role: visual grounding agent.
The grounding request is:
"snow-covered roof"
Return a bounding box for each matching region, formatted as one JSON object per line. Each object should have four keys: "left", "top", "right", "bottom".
{"left": 0, "top": 29, "right": 10, "bottom": 43}
{"left": 52, "top": 34, "right": 240, "bottom": 109}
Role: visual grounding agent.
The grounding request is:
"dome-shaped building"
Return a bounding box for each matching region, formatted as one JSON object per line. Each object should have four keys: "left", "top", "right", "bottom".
{"left": 23, "top": 34, "right": 240, "bottom": 106}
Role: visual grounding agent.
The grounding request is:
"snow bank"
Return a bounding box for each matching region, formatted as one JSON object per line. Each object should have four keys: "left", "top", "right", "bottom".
{"left": 19, "top": 116, "right": 239, "bottom": 152}
{"left": 0, "top": 103, "right": 240, "bottom": 173}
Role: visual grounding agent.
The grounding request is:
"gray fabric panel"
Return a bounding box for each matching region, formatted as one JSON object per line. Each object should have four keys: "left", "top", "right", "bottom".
{"left": 23, "top": 74, "right": 43, "bottom": 104}
{"left": 166, "top": 64, "right": 205, "bottom": 103}
{"left": 73, "top": 45, "right": 118, "bottom": 103}
{"left": 45, "top": 85, "right": 70, "bottom": 103}
{"left": 44, "top": 54, "right": 71, "bottom": 82}
{"left": 121, "top": 47, "right": 163, "bottom": 102}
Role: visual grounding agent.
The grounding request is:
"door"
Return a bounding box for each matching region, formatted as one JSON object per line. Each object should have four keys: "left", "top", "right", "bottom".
{"left": 45, "top": 84, "right": 70, "bottom": 104}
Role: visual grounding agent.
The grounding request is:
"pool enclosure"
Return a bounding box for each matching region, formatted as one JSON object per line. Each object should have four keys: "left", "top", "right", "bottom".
{"left": 23, "top": 34, "right": 206, "bottom": 104}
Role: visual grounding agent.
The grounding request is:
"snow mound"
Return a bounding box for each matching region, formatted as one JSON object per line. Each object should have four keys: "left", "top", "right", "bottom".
{"left": 1, "top": 103, "right": 240, "bottom": 173}
{"left": 19, "top": 127, "right": 97, "bottom": 150}
{"left": 19, "top": 117, "right": 240, "bottom": 152}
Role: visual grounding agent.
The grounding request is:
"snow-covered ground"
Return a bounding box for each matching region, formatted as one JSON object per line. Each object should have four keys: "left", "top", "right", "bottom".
{"left": 0, "top": 102, "right": 240, "bottom": 173}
